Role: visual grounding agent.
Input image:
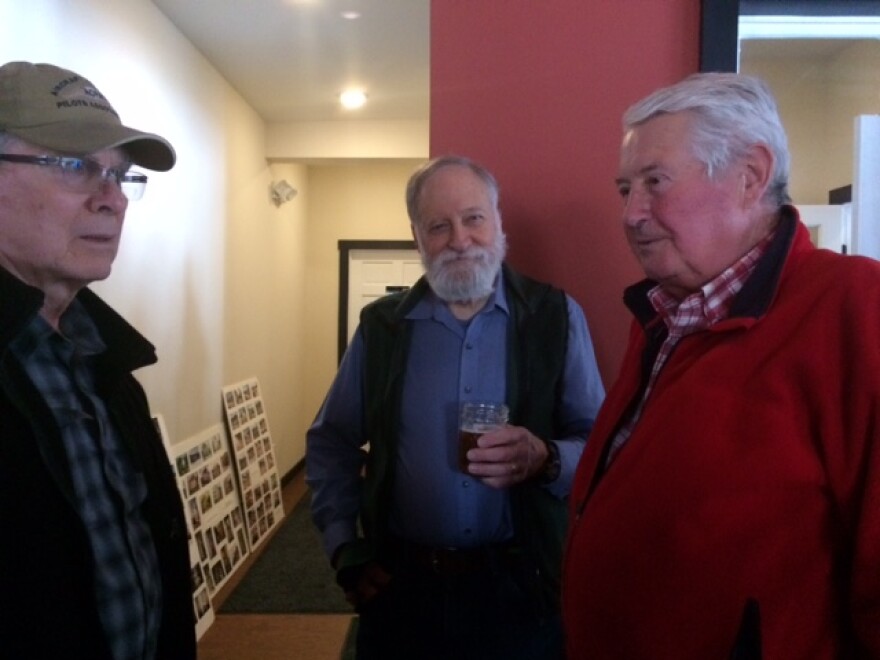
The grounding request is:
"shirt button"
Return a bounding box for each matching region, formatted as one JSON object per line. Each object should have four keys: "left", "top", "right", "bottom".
{"left": 462, "top": 480, "right": 470, "bottom": 488}
{"left": 464, "top": 386, "right": 472, "bottom": 394}
{"left": 465, "top": 343, "right": 473, "bottom": 349}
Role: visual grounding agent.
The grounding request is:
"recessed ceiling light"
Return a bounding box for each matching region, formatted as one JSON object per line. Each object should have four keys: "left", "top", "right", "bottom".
{"left": 341, "top": 10, "right": 361, "bottom": 20}
{"left": 340, "top": 89, "right": 367, "bottom": 109}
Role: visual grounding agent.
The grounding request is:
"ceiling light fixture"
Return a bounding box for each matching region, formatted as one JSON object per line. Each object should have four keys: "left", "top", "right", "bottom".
{"left": 341, "top": 10, "right": 361, "bottom": 20}
{"left": 340, "top": 89, "right": 367, "bottom": 110}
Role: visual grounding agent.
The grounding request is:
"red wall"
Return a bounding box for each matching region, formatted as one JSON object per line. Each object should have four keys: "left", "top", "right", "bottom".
{"left": 430, "top": 1, "right": 700, "bottom": 384}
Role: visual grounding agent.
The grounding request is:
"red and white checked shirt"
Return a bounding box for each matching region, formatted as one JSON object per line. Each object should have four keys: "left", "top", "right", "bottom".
{"left": 606, "top": 233, "right": 775, "bottom": 465}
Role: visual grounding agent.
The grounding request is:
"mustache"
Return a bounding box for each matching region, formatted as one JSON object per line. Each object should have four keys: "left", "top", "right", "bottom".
{"left": 433, "top": 246, "right": 489, "bottom": 266}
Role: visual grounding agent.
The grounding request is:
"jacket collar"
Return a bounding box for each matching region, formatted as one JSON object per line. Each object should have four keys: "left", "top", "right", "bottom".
{"left": 0, "top": 266, "right": 44, "bottom": 351}
{"left": 0, "top": 266, "right": 157, "bottom": 373}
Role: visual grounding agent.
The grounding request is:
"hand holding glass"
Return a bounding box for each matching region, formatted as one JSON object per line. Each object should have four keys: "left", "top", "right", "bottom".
{"left": 458, "top": 402, "right": 509, "bottom": 473}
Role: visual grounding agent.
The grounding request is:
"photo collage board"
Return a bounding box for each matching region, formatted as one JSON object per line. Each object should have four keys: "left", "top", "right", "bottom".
{"left": 156, "top": 416, "right": 250, "bottom": 638}
{"left": 221, "top": 377, "right": 285, "bottom": 553}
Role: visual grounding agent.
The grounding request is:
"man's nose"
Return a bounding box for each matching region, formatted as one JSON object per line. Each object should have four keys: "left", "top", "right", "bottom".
{"left": 88, "top": 178, "right": 129, "bottom": 213}
{"left": 622, "top": 187, "right": 649, "bottom": 228}
{"left": 448, "top": 221, "right": 471, "bottom": 250}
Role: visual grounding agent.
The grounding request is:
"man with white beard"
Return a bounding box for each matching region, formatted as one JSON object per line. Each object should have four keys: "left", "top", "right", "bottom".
{"left": 306, "top": 155, "right": 604, "bottom": 659}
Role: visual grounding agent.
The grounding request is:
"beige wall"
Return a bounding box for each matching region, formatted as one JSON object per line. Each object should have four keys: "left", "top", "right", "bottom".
{"left": 828, "top": 42, "right": 880, "bottom": 196}
{"left": 300, "top": 161, "right": 422, "bottom": 439}
{"left": 743, "top": 40, "right": 880, "bottom": 205}
{"left": 267, "top": 120, "right": 428, "bottom": 159}
{"left": 2, "top": 1, "right": 428, "bottom": 476}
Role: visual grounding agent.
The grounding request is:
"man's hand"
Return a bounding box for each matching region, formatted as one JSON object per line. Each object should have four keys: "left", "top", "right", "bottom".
{"left": 464, "top": 425, "right": 549, "bottom": 488}
{"left": 338, "top": 560, "right": 392, "bottom": 610}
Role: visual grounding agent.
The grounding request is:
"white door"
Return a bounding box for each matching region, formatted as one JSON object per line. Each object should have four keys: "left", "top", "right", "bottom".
{"left": 347, "top": 249, "right": 424, "bottom": 344}
{"left": 799, "top": 204, "right": 851, "bottom": 254}
{"left": 852, "top": 115, "right": 880, "bottom": 261}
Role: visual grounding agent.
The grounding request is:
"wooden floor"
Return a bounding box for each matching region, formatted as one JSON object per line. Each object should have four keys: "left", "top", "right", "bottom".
{"left": 197, "top": 470, "right": 355, "bottom": 660}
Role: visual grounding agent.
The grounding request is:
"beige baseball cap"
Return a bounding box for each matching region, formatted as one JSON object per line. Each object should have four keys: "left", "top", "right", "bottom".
{"left": 0, "top": 61, "right": 175, "bottom": 171}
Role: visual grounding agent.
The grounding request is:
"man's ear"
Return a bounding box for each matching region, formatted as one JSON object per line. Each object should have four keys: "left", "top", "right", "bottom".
{"left": 741, "top": 142, "right": 774, "bottom": 207}
{"left": 410, "top": 223, "right": 423, "bottom": 254}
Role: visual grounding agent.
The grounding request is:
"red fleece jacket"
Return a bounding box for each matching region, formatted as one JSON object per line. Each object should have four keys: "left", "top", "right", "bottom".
{"left": 563, "top": 213, "right": 880, "bottom": 659}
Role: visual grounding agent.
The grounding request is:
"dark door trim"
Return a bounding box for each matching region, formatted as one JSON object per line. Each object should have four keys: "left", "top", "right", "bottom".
{"left": 338, "top": 239, "right": 417, "bottom": 364}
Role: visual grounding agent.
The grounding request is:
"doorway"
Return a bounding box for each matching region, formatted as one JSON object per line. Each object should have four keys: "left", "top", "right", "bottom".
{"left": 337, "top": 240, "right": 424, "bottom": 363}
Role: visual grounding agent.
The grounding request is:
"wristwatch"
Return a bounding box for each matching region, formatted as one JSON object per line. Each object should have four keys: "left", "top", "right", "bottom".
{"left": 539, "top": 440, "right": 561, "bottom": 484}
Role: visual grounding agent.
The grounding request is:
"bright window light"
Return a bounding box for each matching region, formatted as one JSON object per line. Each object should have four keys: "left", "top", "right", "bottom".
{"left": 739, "top": 15, "right": 880, "bottom": 40}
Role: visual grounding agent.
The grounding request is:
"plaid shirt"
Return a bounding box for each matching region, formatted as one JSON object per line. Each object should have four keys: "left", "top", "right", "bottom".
{"left": 606, "top": 233, "right": 775, "bottom": 466}
{"left": 10, "top": 301, "right": 161, "bottom": 660}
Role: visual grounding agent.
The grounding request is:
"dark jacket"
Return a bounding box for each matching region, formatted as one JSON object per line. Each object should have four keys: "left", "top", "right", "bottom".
{"left": 0, "top": 267, "right": 196, "bottom": 659}
{"left": 337, "top": 263, "right": 570, "bottom": 607}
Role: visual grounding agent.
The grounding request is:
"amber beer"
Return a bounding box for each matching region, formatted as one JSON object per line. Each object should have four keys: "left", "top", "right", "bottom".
{"left": 458, "top": 426, "right": 487, "bottom": 472}
{"left": 458, "top": 402, "right": 508, "bottom": 473}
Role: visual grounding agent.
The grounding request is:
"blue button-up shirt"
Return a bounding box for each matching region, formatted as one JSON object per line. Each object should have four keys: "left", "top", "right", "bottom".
{"left": 307, "top": 274, "right": 605, "bottom": 558}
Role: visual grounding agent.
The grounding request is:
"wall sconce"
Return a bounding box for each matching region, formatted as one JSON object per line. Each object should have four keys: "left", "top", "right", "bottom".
{"left": 270, "top": 179, "right": 298, "bottom": 206}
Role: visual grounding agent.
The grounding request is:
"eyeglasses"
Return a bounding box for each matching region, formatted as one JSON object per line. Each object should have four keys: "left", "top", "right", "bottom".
{"left": 0, "top": 154, "right": 148, "bottom": 201}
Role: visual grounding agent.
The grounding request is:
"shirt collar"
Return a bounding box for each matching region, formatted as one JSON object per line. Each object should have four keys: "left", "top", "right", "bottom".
{"left": 59, "top": 299, "right": 107, "bottom": 355}
{"left": 648, "top": 230, "right": 776, "bottom": 331}
{"left": 10, "top": 298, "right": 106, "bottom": 362}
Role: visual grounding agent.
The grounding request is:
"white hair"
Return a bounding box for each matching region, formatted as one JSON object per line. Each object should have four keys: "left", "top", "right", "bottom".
{"left": 623, "top": 72, "right": 791, "bottom": 206}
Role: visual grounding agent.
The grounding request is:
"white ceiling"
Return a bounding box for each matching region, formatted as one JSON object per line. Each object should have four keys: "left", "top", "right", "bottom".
{"left": 151, "top": 0, "right": 430, "bottom": 124}
{"left": 150, "top": 3, "right": 874, "bottom": 128}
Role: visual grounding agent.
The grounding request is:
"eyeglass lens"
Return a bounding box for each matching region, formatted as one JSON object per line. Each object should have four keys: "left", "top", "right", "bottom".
{"left": 0, "top": 154, "right": 148, "bottom": 201}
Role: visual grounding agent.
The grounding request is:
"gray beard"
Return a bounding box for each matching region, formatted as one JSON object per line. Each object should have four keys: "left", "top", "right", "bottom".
{"left": 424, "top": 232, "right": 507, "bottom": 303}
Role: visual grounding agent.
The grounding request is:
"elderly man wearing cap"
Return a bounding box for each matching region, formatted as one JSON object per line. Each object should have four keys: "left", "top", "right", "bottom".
{"left": 0, "top": 61, "right": 194, "bottom": 659}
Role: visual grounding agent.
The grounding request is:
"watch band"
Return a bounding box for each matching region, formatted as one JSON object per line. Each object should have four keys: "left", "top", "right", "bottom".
{"left": 539, "top": 440, "right": 561, "bottom": 484}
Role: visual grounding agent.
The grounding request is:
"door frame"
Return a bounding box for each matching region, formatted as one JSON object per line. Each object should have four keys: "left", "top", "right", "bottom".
{"left": 338, "top": 239, "right": 418, "bottom": 363}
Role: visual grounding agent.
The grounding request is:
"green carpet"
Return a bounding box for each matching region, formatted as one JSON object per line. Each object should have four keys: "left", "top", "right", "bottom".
{"left": 220, "top": 492, "right": 352, "bottom": 614}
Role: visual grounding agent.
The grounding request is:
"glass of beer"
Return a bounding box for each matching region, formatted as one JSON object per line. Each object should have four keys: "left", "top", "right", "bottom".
{"left": 458, "top": 402, "right": 509, "bottom": 473}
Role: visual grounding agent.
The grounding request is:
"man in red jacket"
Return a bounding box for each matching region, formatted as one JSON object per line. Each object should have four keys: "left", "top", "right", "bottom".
{"left": 563, "top": 72, "right": 880, "bottom": 658}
